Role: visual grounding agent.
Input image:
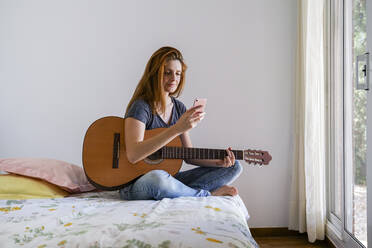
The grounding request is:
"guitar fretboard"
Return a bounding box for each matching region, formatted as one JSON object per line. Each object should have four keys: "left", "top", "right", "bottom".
{"left": 157, "top": 147, "right": 244, "bottom": 160}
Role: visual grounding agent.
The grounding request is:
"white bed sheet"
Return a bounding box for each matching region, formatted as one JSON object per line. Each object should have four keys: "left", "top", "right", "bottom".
{"left": 0, "top": 191, "right": 258, "bottom": 248}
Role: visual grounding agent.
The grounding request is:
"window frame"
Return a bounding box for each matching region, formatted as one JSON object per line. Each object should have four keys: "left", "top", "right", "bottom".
{"left": 327, "top": 0, "right": 367, "bottom": 247}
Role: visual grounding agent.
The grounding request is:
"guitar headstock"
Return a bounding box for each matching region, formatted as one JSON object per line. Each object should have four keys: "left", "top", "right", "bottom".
{"left": 243, "top": 149, "right": 272, "bottom": 166}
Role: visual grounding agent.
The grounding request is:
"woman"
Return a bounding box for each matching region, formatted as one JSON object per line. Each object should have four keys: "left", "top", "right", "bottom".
{"left": 120, "top": 46, "right": 242, "bottom": 200}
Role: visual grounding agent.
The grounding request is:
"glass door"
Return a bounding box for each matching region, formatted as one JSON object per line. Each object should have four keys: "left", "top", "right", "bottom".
{"left": 344, "top": 0, "right": 370, "bottom": 247}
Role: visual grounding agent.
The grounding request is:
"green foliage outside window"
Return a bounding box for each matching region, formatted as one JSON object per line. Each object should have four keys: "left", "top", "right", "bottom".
{"left": 352, "top": 0, "right": 367, "bottom": 185}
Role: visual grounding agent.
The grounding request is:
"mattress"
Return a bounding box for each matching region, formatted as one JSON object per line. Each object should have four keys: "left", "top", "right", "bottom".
{"left": 0, "top": 191, "right": 258, "bottom": 247}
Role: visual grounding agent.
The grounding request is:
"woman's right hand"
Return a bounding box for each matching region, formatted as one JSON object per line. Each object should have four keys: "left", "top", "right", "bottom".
{"left": 173, "top": 105, "right": 205, "bottom": 134}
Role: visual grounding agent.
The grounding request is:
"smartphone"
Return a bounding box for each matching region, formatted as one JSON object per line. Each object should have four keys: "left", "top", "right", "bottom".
{"left": 193, "top": 98, "right": 207, "bottom": 112}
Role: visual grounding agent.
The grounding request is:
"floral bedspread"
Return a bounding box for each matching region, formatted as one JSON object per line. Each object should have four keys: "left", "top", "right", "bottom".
{"left": 0, "top": 191, "right": 258, "bottom": 248}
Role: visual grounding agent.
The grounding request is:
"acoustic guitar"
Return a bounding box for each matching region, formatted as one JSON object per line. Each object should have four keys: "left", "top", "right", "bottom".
{"left": 82, "top": 116, "right": 272, "bottom": 190}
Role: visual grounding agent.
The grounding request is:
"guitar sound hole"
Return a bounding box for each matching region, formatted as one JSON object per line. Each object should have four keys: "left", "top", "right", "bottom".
{"left": 147, "top": 150, "right": 162, "bottom": 160}
{"left": 144, "top": 150, "right": 163, "bottom": 165}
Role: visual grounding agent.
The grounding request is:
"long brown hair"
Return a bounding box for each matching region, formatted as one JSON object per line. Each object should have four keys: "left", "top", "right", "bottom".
{"left": 125, "top": 46, "right": 187, "bottom": 116}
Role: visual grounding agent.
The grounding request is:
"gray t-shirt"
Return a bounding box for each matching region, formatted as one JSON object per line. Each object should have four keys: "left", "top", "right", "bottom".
{"left": 125, "top": 97, "right": 187, "bottom": 130}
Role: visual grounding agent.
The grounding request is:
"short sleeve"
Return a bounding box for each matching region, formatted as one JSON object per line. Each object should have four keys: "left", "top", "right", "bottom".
{"left": 178, "top": 101, "right": 187, "bottom": 115}
{"left": 172, "top": 98, "right": 187, "bottom": 123}
{"left": 125, "top": 99, "right": 151, "bottom": 125}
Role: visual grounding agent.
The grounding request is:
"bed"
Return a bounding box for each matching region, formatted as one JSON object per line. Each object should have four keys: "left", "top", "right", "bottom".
{"left": 0, "top": 158, "right": 259, "bottom": 248}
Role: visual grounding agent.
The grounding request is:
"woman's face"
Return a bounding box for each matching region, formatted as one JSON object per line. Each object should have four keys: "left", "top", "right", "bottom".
{"left": 162, "top": 59, "right": 182, "bottom": 94}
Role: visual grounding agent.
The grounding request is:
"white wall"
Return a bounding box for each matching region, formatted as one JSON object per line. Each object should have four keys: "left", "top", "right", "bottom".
{"left": 0, "top": 0, "right": 296, "bottom": 227}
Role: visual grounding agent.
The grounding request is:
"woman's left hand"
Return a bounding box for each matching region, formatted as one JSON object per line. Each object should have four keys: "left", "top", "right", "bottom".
{"left": 216, "top": 147, "right": 235, "bottom": 167}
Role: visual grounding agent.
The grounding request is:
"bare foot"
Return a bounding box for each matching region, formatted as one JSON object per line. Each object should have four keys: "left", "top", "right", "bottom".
{"left": 211, "top": 185, "right": 238, "bottom": 196}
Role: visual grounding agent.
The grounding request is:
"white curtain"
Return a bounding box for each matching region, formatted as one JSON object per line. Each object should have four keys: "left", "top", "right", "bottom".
{"left": 288, "top": 0, "right": 326, "bottom": 242}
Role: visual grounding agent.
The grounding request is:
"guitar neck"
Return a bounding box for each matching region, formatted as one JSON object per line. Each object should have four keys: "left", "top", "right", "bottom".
{"left": 156, "top": 147, "right": 244, "bottom": 160}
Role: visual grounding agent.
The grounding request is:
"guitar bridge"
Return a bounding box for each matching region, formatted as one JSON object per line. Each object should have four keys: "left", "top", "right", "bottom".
{"left": 112, "top": 133, "right": 120, "bottom": 169}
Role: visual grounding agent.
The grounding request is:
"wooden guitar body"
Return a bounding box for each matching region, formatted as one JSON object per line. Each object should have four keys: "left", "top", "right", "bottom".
{"left": 82, "top": 116, "right": 182, "bottom": 190}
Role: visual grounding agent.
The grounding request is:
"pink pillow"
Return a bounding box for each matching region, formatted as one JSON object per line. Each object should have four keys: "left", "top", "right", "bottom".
{"left": 0, "top": 158, "right": 96, "bottom": 193}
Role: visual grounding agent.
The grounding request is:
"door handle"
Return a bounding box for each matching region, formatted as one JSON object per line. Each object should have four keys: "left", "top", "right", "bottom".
{"left": 356, "top": 52, "right": 369, "bottom": 91}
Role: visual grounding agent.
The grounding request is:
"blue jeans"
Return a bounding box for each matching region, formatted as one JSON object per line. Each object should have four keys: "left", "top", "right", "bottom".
{"left": 119, "top": 161, "right": 243, "bottom": 200}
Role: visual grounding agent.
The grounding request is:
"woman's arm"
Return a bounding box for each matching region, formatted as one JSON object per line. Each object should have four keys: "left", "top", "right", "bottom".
{"left": 125, "top": 118, "right": 180, "bottom": 164}
{"left": 180, "top": 131, "right": 235, "bottom": 167}
{"left": 125, "top": 105, "right": 204, "bottom": 164}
